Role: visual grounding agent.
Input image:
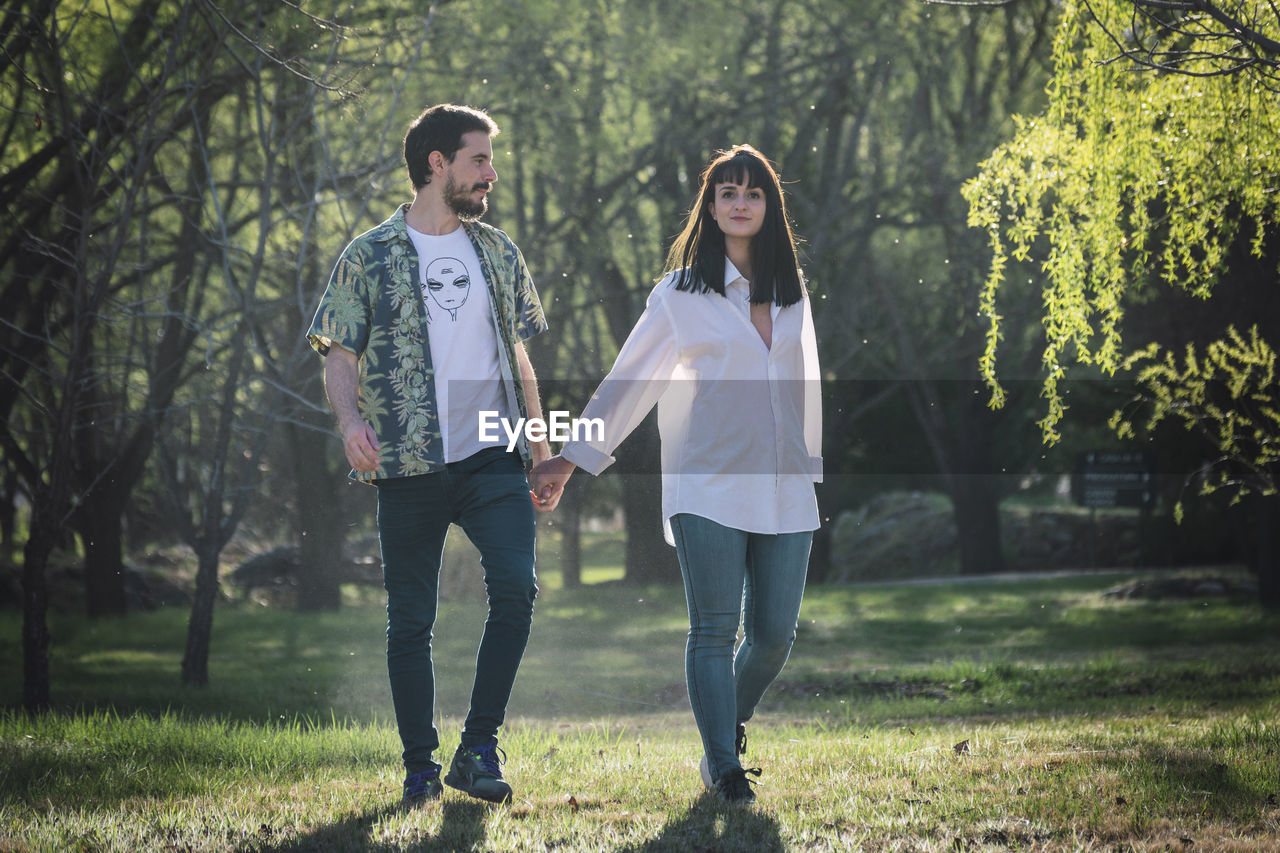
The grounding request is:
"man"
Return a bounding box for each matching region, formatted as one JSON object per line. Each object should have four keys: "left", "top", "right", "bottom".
{"left": 307, "top": 104, "right": 551, "bottom": 807}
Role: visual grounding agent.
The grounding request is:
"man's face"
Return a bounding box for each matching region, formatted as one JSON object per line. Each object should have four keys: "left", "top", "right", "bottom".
{"left": 441, "top": 130, "right": 498, "bottom": 220}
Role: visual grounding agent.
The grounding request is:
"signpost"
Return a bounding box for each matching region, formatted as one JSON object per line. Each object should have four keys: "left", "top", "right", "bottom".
{"left": 1072, "top": 451, "right": 1157, "bottom": 567}
{"left": 1071, "top": 451, "right": 1157, "bottom": 509}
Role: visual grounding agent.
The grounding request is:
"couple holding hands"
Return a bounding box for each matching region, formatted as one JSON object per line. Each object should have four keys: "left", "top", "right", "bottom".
{"left": 307, "top": 104, "right": 822, "bottom": 808}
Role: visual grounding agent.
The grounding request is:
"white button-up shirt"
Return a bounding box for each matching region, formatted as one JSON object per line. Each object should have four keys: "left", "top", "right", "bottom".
{"left": 561, "top": 259, "right": 822, "bottom": 544}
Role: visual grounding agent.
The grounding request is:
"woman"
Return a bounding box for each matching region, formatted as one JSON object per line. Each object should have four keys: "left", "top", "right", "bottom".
{"left": 531, "top": 145, "right": 822, "bottom": 805}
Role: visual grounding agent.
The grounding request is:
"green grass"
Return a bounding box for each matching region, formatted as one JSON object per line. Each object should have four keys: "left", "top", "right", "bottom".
{"left": 3, "top": 569, "right": 1280, "bottom": 850}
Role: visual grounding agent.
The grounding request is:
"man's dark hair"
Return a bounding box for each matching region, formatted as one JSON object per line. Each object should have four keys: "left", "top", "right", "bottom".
{"left": 404, "top": 104, "right": 499, "bottom": 191}
{"left": 666, "top": 145, "right": 805, "bottom": 307}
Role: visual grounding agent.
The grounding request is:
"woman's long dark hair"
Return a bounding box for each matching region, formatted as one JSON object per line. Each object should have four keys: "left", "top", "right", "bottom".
{"left": 666, "top": 145, "right": 804, "bottom": 306}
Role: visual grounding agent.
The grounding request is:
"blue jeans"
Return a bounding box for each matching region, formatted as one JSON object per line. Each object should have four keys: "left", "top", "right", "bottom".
{"left": 669, "top": 513, "right": 812, "bottom": 782}
{"left": 375, "top": 447, "right": 538, "bottom": 774}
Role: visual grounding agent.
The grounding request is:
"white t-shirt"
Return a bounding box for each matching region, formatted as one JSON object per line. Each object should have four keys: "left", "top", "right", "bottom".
{"left": 406, "top": 224, "right": 510, "bottom": 462}
{"left": 560, "top": 258, "right": 822, "bottom": 544}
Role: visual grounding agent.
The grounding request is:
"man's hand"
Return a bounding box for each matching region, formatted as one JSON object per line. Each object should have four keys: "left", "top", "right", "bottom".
{"left": 341, "top": 419, "right": 381, "bottom": 473}
{"left": 529, "top": 454, "right": 576, "bottom": 512}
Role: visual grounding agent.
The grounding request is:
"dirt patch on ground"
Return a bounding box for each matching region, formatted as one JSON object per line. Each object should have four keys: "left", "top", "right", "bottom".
{"left": 1101, "top": 572, "right": 1259, "bottom": 600}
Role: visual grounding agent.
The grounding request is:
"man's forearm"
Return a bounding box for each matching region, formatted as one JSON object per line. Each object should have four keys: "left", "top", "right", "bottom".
{"left": 323, "top": 347, "right": 364, "bottom": 432}
{"left": 516, "top": 343, "right": 551, "bottom": 464}
{"left": 323, "top": 344, "right": 382, "bottom": 473}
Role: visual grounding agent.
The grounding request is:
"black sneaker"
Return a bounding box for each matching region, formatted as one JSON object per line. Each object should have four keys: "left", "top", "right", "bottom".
{"left": 443, "top": 742, "right": 513, "bottom": 804}
{"left": 715, "top": 766, "right": 762, "bottom": 805}
{"left": 401, "top": 764, "right": 443, "bottom": 807}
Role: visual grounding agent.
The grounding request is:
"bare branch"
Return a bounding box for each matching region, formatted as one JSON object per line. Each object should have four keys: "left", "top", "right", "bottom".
{"left": 193, "top": 0, "right": 354, "bottom": 95}
{"left": 1080, "top": 0, "right": 1280, "bottom": 87}
{"left": 1150, "top": 0, "right": 1280, "bottom": 54}
{"left": 920, "top": 0, "right": 1020, "bottom": 6}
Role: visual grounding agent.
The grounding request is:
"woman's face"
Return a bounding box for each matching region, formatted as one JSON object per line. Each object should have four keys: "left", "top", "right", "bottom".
{"left": 709, "top": 180, "right": 766, "bottom": 241}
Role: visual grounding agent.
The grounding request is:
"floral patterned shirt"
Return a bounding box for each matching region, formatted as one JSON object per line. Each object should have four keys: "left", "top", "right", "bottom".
{"left": 307, "top": 205, "right": 548, "bottom": 482}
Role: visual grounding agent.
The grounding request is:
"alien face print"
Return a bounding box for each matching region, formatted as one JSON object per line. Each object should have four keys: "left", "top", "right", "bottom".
{"left": 422, "top": 256, "right": 471, "bottom": 321}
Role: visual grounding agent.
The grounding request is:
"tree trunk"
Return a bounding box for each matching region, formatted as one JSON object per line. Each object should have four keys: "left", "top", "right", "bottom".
{"left": 21, "top": 517, "right": 54, "bottom": 713}
{"left": 181, "top": 545, "right": 221, "bottom": 687}
{"left": 0, "top": 477, "right": 16, "bottom": 563}
{"left": 949, "top": 475, "right": 1008, "bottom": 575}
{"left": 1251, "top": 493, "right": 1279, "bottom": 610}
{"left": 941, "top": 386, "right": 1009, "bottom": 576}
{"left": 76, "top": 487, "right": 129, "bottom": 616}
{"left": 622, "top": 477, "right": 678, "bottom": 585}
{"left": 290, "top": 419, "right": 345, "bottom": 612}
{"left": 619, "top": 415, "right": 680, "bottom": 585}
{"left": 558, "top": 474, "right": 587, "bottom": 589}
{"left": 807, "top": 514, "right": 832, "bottom": 583}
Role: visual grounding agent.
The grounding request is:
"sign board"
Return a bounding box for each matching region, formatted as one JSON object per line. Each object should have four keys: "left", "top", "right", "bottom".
{"left": 1071, "top": 451, "right": 1157, "bottom": 509}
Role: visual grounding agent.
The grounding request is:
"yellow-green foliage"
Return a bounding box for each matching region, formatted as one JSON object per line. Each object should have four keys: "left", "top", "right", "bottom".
{"left": 964, "top": 0, "right": 1280, "bottom": 442}
{"left": 1111, "top": 326, "right": 1279, "bottom": 518}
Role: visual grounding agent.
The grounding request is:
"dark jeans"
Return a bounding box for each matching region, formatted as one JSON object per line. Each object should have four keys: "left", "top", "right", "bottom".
{"left": 375, "top": 447, "right": 537, "bottom": 774}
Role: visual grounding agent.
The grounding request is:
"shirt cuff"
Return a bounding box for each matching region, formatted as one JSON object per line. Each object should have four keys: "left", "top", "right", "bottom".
{"left": 561, "top": 441, "right": 615, "bottom": 477}
{"left": 518, "top": 317, "right": 549, "bottom": 341}
{"left": 307, "top": 333, "right": 333, "bottom": 356}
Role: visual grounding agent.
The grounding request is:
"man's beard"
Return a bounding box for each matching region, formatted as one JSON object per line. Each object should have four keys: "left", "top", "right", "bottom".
{"left": 444, "top": 173, "right": 489, "bottom": 220}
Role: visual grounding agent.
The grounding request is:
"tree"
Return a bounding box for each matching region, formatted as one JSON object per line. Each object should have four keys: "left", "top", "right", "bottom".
{"left": 147, "top": 0, "right": 401, "bottom": 679}
{"left": 0, "top": 0, "right": 386, "bottom": 702}
{"left": 965, "top": 0, "right": 1280, "bottom": 598}
{"left": 1, "top": 0, "right": 239, "bottom": 708}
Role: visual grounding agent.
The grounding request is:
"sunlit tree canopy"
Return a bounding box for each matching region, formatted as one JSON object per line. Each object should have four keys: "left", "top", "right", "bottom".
{"left": 964, "top": 0, "right": 1280, "bottom": 444}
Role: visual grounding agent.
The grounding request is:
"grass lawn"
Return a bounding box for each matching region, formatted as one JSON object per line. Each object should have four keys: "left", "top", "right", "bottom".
{"left": 2, "top": 566, "right": 1279, "bottom": 851}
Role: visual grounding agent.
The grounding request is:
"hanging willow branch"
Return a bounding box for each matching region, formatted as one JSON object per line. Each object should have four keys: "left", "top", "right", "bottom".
{"left": 962, "top": 0, "right": 1280, "bottom": 443}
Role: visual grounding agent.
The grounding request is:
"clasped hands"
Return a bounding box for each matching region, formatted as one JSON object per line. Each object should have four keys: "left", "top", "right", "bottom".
{"left": 341, "top": 415, "right": 574, "bottom": 512}
{"left": 528, "top": 455, "right": 576, "bottom": 512}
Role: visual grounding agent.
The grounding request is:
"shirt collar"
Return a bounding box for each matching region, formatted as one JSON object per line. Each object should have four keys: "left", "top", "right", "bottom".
{"left": 724, "top": 256, "right": 783, "bottom": 320}
{"left": 369, "top": 204, "right": 410, "bottom": 243}
{"left": 372, "top": 204, "right": 476, "bottom": 244}
{"left": 724, "top": 257, "right": 749, "bottom": 299}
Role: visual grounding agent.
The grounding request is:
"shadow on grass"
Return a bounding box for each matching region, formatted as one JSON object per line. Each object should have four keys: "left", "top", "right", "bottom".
{"left": 255, "top": 799, "right": 490, "bottom": 852}
{"left": 1091, "top": 741, "right": 1272, "bottom": 823}
{"left": 617, "top": 793, "right": 785, "bottom": 853}
{"left": 252, "top": 804, "right": 394, "bottom": 852}
{"left": 252, "top": 795, "right": 784, "bottom": 852}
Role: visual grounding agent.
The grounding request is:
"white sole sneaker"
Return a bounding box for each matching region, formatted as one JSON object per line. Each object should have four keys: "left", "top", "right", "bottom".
{"left": 698, "top": 753, "right": 714, "bottom": 789}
